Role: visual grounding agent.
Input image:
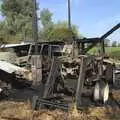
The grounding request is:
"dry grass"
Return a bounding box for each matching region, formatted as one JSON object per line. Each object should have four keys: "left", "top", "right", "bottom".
{"left": 111, "top": 90, "right": 120, "bottom": 102}
{"left": 88, "top": 106, "right": 120, "bottom": 120}
{"left": 0, "top": 101, "right": 32, "bottom": 120}
{"left": 0, "top": 97, "right": 120, "bottom": 120}
{"left": 87, "top": 90, "right": 120, "bottom": 120}
{"left": 0, "top": 101, "right": 91, "bottom": 120}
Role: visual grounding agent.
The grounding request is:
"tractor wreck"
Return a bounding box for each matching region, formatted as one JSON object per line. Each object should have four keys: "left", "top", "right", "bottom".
{"left": 0, "top": 0, "right": 119, "bottom": 112}
{"left": 0, "top": 24, "right": 119, "bottom": 111}
{"left": 29, "top": 23, "right": 119, "bottom": 110}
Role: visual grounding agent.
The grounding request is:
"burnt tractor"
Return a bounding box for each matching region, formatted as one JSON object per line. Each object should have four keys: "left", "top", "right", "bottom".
{"left": 30, "top": 23, "right": 120, "bottom": 110}
{"left": 0, "top": 0, "right": 119, "bottom": 107}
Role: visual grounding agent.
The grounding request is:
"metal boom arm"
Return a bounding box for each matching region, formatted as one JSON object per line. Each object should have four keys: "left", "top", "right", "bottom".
{"left": 100, "top": 23, "right": 120, "bottom": 40}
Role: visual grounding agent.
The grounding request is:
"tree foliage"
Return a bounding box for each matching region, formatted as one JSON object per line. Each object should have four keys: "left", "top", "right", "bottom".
{"left": 0, "top": 0, "right": 33, "bottom": 42}
{"left": 39, "top": 9, "right": 81, "bottom": 42}
{"left": 0, "top": 1, "right": 81, "bottom": 43}
{"left": 40, "top": 8, "right": 53, "bottom": 28}
{"left": 46, "top": 21, "right": 80, "bottom": 41}
{"left": 39, "top": 8, "right": 53, "bottom": 41}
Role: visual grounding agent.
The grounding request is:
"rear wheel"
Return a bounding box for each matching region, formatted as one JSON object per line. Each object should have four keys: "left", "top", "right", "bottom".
{"left": 101, "top": 83, "right": 109, "bottom": 103}
{"left": 93, "top": 82, "right": 100, "bottom": 101}
{"left": 93, "top": 81, "right": 109, "bottom": 104}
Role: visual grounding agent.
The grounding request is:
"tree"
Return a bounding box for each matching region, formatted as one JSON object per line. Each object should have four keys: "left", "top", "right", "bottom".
{"left": 40, "top": 8, "right": 53, "bottom": 28}
{"left": 47, "top": 21, "right": 80, "bottom": 41}
{"left": 39, "top": 8, "right": 54, "bottom": 41}
{"left": 0, "top": 0, "right": 33, "bottom": 42}
{"left": 112, "top": 41, "right": 117, "bottom": 47}
{"left": 54, "top": 21, "right": 80, "bottom": 36}
{"left": 0, "top": 1, "right": 81, "bottom": 43}
{"left": 39, "top": 11, "right": 81, "bottom": 42}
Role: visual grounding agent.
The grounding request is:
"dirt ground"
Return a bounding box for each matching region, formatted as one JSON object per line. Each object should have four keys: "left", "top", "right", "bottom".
{"left": 0, "top": 90, "right": 120, "bottom": 120}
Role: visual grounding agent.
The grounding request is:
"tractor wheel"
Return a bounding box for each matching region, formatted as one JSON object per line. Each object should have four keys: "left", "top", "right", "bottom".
{"left": 93, "top": 81, "right": 109, "bottom": 104}
{"left": 101, "top": 83, "right": 109, "bottom": 104}
{"left": 93, "top": 82, "right": 100, "bottom": 101}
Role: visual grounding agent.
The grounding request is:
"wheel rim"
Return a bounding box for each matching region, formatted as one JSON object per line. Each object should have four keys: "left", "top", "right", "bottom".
{"left": 94, "top": 82, "right": 100, "bottom": 101}
{"left": 102, "top": 83, "right": 109, "bottom": 103}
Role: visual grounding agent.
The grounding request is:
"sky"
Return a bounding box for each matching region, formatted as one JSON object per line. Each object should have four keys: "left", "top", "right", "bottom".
{"left": 38, "top": 0, "right": 120, "bottom": 42}
{"left": 0, "top": 0, "right": 119, "bottom": 42}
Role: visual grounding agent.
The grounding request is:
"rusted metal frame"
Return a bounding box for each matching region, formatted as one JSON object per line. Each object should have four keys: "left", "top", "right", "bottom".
{"left": 38, "top": 57, "right": 61, "bottom": 109}
{"left": 37, "top": 98, "right": 69, "bottom": 111}
{"left": 75, "top": 57, "right": 87, "bottom": 107}
{"left": 42, "top": 57, "right": 59, "bottom": 99}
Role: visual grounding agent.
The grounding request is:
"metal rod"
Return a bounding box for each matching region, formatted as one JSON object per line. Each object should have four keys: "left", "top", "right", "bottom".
{"left": 68, "top": 0, "right": 72, "bottom": 30}
{"left": 100, "top": 23, "right": 120, "bottom": 40}
{"left": 32, "top": 0, "right": 38, "bottom": 54}
{"left": 100, "top": 23, "right": 120, "bottom": 55}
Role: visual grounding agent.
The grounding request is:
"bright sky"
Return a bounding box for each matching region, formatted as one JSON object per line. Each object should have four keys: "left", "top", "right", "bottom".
{"left": 0, "top": 0, "right": 119, "bottom": 41}
{"left": 38, "top": 0, "right": 120, "bottom": 42}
